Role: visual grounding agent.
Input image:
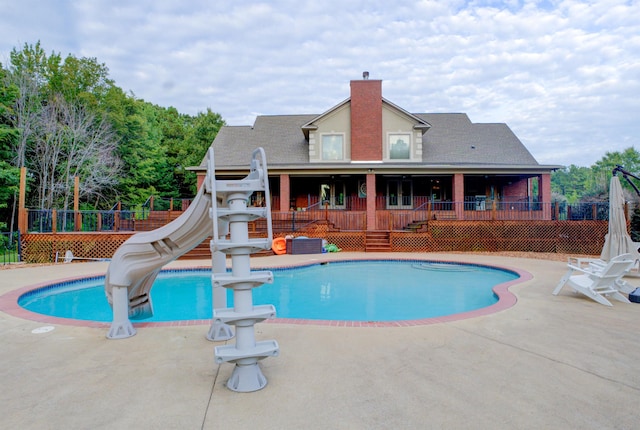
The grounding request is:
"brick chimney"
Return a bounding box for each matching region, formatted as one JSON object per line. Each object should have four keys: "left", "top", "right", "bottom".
{"left": 350, "top": 76, "right": 382, "bottom": 161}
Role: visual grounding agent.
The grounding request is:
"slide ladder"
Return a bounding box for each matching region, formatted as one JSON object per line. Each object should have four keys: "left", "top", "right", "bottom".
{"left": 210, "top": 147, "right": 279, "bottom": 392}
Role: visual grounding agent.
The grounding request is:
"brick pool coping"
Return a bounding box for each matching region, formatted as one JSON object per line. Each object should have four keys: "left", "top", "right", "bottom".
{"left": 0, "top": 258, "right": 533, "bottom": 329}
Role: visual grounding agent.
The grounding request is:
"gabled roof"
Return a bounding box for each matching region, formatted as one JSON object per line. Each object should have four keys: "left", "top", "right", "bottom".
{"left": 300, "top": 97, "right": 431, "bottom": 138}
{"left": 203, "top": 112, "right": 545, "bottom": 170}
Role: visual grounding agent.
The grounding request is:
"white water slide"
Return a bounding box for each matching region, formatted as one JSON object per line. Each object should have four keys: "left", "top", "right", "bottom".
{"left": 104, "top": 147, "right": 272, "bottom": 340}
{"left": 104, "top": 180, "right": 218, "bottom": 336}
{"left": 105, "top": 147, "right": 278, "bottom": 392}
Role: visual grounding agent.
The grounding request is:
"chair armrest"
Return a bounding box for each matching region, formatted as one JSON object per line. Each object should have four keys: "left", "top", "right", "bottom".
{"left": 565, "top": 263, "right": 597, "bottom": 275}
{"left": 567, "top": 257, "right": 604, "bottom": 271}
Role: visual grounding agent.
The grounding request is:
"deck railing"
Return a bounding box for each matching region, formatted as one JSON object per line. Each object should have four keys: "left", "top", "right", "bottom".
{"left": 23, "top": 200, "right": 613, "bottom": 233}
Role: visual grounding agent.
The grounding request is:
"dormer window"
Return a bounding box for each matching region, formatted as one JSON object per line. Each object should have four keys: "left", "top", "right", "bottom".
{"left": 321, "top": 133, "right": 345, "bottom": 161}
{"left": 388, "top": 133, "right": 412, "bottom": 160}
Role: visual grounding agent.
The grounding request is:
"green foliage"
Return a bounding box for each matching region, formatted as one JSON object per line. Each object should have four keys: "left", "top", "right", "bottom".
{"left": 9, "top": 41, "right": 55, "bottom": 89}
{"left": 180, "top": 108, "right": 225, "bottom": 194}
{"left": 50, "top": 54, "right": 114, "bottom": 107}
{"left": 552, "top": 147, "right": 640, "bottom": 203}
{"left": 0, "top": 64, "right": 20, "bottom": 229}
{"left": 551, "top": 165, "right": 592, "bottom": 203}
{"left": 3, "top": 41, "right": 226, "bottom": 215}
{"left": 107, "top": 96, "right": 175, "bottom": 204}
{"left": 592, "top": 148, "right": 640, "bottom": 198}
{"left": 0, "top": 64, "right": 19, "bottom": 151}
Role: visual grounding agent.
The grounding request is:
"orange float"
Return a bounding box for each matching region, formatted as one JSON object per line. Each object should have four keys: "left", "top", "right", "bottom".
{"left": 272, "top": 237, "right": 287, "bottom": 255}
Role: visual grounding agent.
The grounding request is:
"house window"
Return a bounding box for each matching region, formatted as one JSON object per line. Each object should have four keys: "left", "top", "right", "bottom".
{"left": 320, "top": 181, "right": 345, "bottom": 209}
{"left": 321, "top": 134, "right": 344, "bottom": 161}
{"left": 389, "top": 133, "right": 411, "bottom": 160}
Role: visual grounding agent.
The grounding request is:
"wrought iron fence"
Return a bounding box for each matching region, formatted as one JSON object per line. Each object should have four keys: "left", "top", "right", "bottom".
{"left": 1, "top": 231, "right": 21, "bottom": 265}
{"left": 27, "top": 209, "right": 138, "bottom": 233}
{"left": 555, "top": 202, "right": 609, "bottom": 221}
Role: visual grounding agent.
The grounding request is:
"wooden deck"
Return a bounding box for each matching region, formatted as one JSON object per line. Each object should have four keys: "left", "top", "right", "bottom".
{"left": 21, "top": 220, "right": 607, "bottom": 264}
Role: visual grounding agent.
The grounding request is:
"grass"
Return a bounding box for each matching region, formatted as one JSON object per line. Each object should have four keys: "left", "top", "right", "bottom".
{"left": 1, "top": 249, "right": 20, "bottom": 265}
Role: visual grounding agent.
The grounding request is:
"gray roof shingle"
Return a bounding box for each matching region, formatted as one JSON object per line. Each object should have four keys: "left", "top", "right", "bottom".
{"left": 205, "top": 115, "right": 315, "bottom": 168}
{"left": 205, "top": 110, "right": 541, "bottom": 169}
{"left": 415, "top": 113, "right": 539, "bottom": 166}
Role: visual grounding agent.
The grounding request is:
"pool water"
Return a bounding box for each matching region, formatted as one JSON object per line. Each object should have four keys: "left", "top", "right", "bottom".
{"left": 18, "top": 260, "right": 518, "bottom": 322}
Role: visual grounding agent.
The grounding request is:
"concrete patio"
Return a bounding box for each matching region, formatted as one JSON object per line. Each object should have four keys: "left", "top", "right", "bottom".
{"left": 1, "top": 252, "right": 639, "bottom": 429}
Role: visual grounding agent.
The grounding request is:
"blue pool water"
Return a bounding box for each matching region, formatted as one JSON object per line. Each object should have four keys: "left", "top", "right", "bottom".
{"left": 18, "top": 260, "right": 518, "bottom": 322}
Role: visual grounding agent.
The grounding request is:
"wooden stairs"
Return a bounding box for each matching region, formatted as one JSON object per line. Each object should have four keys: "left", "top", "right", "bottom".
{"left": 182, "top": 239, "right": 212, "bottom": 259}
{"left": 365, "top": 231, "right": 391, "bottom": 252}
{"left": 404, "top": 220, "right": 429, "bottom": 232}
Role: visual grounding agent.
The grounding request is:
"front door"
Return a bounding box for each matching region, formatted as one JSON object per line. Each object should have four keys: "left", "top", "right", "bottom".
{"left": 387, "top": 179, "right": 412, "bottom": 209}
{"left": 320, "top": 181, "right": 345, "bottom": 209}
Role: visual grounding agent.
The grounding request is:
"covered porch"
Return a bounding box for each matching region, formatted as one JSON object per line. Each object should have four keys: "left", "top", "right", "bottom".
{"left": 265, "top": 170, "right": 553, "bottom": 231}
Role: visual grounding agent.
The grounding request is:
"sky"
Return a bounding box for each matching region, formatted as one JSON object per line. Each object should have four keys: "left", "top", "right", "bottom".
{"left": 1, "top": 0, "right": 638, "bottom": 168}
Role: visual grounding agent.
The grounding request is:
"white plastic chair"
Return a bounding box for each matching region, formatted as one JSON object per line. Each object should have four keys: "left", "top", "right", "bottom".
{"left": 553, "top": 258, "right": 635, "bottom": 306}
{"left": 558, "top": 254, "right": 634, "bottom": 294}
{"left": 57, "top": 250, "right": 108, "bottom": 263}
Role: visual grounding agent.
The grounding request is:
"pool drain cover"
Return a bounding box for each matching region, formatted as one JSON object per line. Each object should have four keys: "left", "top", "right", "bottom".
{"left": 32, "top": 326, "right": 55, "bottom": 334}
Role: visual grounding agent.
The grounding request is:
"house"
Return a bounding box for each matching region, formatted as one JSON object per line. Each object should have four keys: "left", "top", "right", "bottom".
{"left": 194, "top": 74, "right": 561, "bottom": 231}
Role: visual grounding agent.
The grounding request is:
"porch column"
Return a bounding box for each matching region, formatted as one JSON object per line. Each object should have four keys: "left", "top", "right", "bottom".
{"left": 279, "top": 174, "right": 290, "bottom": 212}
{"left": 196, "top": 172, "right": 206, "bottom": 190}
{"left": 540, "top": 174, "right": 552, "bottom": 220}
{"left": 366, "top": 173, "right": 376, "bottom": 230}
{"left": 453, "top": 173, "right": 464, "bottom": 220}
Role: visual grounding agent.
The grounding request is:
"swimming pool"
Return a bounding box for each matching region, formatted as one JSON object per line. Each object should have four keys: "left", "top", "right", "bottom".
{"left": 17, "top": 260, "right": 520, "bottom": 323}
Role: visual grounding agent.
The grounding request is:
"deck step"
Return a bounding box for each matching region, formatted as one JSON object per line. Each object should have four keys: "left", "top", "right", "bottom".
{"left": 404, "top": 220, "right": 429, "bottom": 232}
{"left": 365, "top": 231, "right": 391, "bottom": 252}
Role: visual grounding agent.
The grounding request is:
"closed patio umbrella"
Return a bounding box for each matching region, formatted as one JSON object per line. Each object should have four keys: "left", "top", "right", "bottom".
{"left": 600, "top": 175, "right": 637, "bottom": 261}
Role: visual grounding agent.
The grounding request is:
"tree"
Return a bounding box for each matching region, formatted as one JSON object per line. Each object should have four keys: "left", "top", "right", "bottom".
{"left": 551, "top": 165, "right": 591, "bottom": 203}
{"left": 109, "top": 96, "right": 175, "bottom": 204}
{"left": 160, "top": 107, "right": 225, "bottom": 196}
{"left": 552, "top": 148, "right": 640, "bottom": 204}
{"left": 50, "top": 54, "right": 114, "bottom": 108}
{"left": 58, "top": 99, "right": 122, "bottom": 210}
{"left": 592, "top": 147, "right": 640, "bottom": 200}
{"left": 180, "top": 108, "right": 225, "bottom": 194}
{"left": 0, "top": 63, "right": 20, "bottom": 229}
{"left": 6, "top": 43, "right": 123, "bottom": 210}
{"left": 159, "top": 106, "right": 190, "bottom": 195}
{"left": 26, "top": 94, "right": 121, "bottom": 211}
{"left": 3, "top": 41, "right": 227, "bottom": 213}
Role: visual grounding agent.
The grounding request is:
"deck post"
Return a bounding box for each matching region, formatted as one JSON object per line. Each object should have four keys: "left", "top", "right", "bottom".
{"left": 18, "top": 167, "right": 27, "bottom": 234}
{"left": 74, "top": 176, "right": 80, "bottom": 231}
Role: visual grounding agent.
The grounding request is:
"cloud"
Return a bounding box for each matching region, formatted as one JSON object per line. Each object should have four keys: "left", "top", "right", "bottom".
{"left": 1, "top": 0, "right": 638, "bottom": 167}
